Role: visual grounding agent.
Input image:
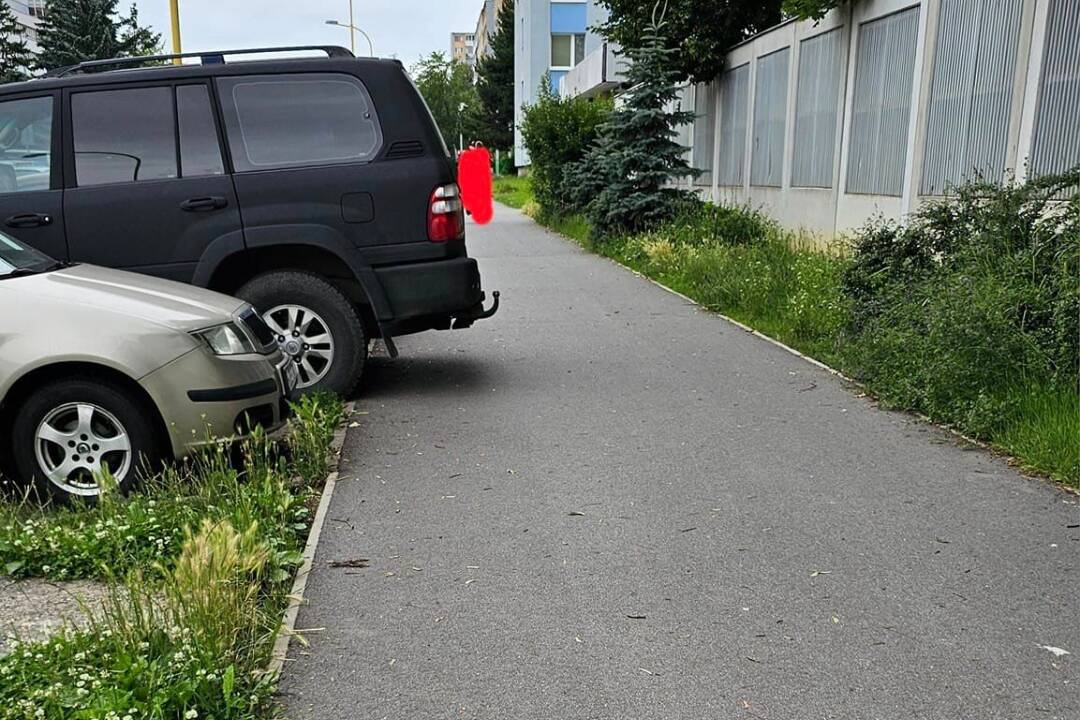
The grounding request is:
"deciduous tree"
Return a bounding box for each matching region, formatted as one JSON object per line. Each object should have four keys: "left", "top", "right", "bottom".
{"left": 410, "top": 52, "right": 482, "bottom": 153}
{"left": 596, "top": 0, "right": 783, "bottom": 83}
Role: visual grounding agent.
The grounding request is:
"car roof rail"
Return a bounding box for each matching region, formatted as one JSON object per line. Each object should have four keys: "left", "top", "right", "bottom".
{"left": 44, "top": 45, "right": 356, "bottom": 78}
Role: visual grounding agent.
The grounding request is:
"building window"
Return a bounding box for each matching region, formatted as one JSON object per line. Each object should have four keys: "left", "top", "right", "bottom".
{"left": 717, "top": 64, "right": 750, "bottom": 186}
{"left": 792, "top": 28, "right": 844, "bottom": 189}
{"left": 846, "top": 7, "right": 920, "bottom": 197}
{"left": 28, "top": 0, "right": 47, "bottom": 19}
{"left": 921, "top": 0, "right": 1023, "bottom": 195}
{"left": 750, "top": 47, "right": 790, "bottom": 188}
{"left": 550, "top": 33, "right": 586, "bottom": 69}
{"left": 1031, "top": 0, "right": 1080, "bottom": 179}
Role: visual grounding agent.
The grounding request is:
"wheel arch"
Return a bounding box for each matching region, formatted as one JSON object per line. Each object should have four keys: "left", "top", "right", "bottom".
{"left": 199, "top": 242, "right": 383, "bottom": 336}
{"left": 0, "top": 362, "right": 170, "bottom": 464}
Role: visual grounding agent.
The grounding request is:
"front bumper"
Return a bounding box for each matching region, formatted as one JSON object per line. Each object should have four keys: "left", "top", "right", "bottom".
{"left": 140, "top": 347, "right": 291, "bottom": 459}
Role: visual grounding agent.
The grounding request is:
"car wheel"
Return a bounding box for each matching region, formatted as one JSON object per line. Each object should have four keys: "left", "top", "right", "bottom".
{"left": 236, "top": 270, "right": 367, "bottom": 397}
{"left": 11, "top": 378, "right": 162, "bottom": 503}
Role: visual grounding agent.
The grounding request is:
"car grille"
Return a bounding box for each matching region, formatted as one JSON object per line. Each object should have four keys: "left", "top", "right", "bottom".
{"left": 239, "top": 307, "right": 276, "bottom": 349}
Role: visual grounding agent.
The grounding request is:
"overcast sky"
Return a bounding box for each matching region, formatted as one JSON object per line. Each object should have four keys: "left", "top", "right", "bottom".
{"left": 132, "top": 0, "right": 480, "bottom": 67}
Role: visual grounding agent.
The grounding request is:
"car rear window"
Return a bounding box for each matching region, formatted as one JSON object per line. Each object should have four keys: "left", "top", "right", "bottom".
{"left": 217, "top": 73, "right": 382, "bottom": 172}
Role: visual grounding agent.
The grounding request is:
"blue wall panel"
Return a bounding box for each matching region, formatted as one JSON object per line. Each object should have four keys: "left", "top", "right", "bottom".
{"left": 550, "top": 3, "right": 587, "bottom": 33}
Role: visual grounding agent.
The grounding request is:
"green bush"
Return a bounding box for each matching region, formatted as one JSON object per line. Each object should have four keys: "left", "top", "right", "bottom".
{"left": 519, "top": 77, "right": 611, "bottom": 215}
{"left": 841, "top": 170, "right": 1080, "bottom": 439}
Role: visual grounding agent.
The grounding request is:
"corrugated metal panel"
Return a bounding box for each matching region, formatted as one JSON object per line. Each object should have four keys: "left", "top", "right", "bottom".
{"left": 846, "top": 7, "right": 920, "bottom": 196}
{"left": 751, "top": 47, "right": 790, "bottom": 187}
{"left": 921, "top": 0, "right": 1022, "bottom": 195}
{"left": 676, "top": 84, "right": 694, "bottom": 163}
{"left": 792, "top": 28, "right": 844, "bottom": 188}
{"left": 693, "top": 82, "right": 717, "bottom": 186}
{"left": 1031, "top": 0, "right": 1080, "bottom": 178}
{"left": 717, "top": 64, "right": 749, "bottom": 186}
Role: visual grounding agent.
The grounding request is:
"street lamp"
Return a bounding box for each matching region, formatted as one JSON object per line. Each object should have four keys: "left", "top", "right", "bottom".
{"left": 325, "top": 20, "right": 374, "bottom": 57}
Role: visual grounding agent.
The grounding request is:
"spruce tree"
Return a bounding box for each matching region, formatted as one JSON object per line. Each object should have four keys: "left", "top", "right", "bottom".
{"left": 0, "top": 2, "right": 33, "bottom": 83}
{"left": 475, "top": 0, "right": 515, "bottom": 151}
{"left": 571, "top": 5, "right": 699, "bottom": 237}
{"left": 36, "top": 0, "right": 160, "bottom": 72}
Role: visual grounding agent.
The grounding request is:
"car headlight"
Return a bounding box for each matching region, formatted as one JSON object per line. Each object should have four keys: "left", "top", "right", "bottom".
{"left": 193, "top": 322, "right": 257, "bottom": 355}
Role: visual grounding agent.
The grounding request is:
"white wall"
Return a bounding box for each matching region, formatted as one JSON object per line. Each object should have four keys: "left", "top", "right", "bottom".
{"left": 690, "top": 0, "right": 1062, "bottom": 240}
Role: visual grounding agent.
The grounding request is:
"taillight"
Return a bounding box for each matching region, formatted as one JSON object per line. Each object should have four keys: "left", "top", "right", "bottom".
{"left": 428, "top": 183, "right": 465, "bottom": 242}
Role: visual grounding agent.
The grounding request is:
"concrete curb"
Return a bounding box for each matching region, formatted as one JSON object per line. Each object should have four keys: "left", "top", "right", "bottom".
{"left": 267, "top": 401, "right": 355, "bottom": 677}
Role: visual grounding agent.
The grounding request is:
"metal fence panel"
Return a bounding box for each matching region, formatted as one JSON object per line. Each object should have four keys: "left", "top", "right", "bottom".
{"left": 717, "top": 64, "right": 749, "bottom": 186}
{"left": 846, "top": 7, "right": 920, "bottom": 196}
{"left": 751, "top": 47, "right": 790, "bottom": 187}
{"left": 921, "top": 0, "right": 1022, "bottom": 195}
{"left": 1031, "top": 0, "right": 1080, "bottom": 178}
{"left": 693, "top": 83, "right": 717, "bottom": 186}
{"left": 792, "top": 28, "right": 844, "bottom": 188}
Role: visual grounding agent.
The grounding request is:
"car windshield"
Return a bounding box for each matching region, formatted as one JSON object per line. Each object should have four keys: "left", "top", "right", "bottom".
{"left": 0, "top": 231, "right": 56, "bottom": 278}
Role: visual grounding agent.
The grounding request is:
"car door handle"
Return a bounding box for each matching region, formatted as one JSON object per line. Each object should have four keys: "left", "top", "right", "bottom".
{"left": 180, "top": 196, "right": 228, "bottom": 212}
{"left": 5, "top": 212, "right": 52, "bottom": 228}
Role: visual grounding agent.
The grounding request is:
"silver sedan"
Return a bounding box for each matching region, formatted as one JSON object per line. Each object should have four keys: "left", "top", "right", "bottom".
{"left": 0, "top": 233, "right": 297, "bottom": 502}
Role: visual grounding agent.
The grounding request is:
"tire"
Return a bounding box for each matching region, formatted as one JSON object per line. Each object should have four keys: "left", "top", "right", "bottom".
{"left": 236, "top": 270, "right": 367, "bottom": 397}
{"left": 11, "top": 378, "right": 163, "bottom": 504}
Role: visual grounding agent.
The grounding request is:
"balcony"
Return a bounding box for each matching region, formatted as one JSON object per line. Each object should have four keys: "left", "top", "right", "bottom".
{"left": 559, "top": 41, "right": 626, "bottom": 99}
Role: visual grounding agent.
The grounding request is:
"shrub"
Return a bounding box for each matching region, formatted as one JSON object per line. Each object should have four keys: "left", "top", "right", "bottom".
{"left": 841, "top": 170, "right": 1079, "bottom": 436}
{"left": 519, "top": 78, "right": 611, "bottom": 215}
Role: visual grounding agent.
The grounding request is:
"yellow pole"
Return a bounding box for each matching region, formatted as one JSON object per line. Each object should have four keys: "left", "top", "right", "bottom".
{"left": 170, "top": 0, "right": 182, "bottom": 65}
{"left": 348, "top": 0, "right": 356, "bottom": 55}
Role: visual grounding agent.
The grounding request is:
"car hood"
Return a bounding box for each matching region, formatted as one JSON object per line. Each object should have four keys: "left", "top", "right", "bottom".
{"left": 16, "top": 263, "right": 246, "bottom": 331}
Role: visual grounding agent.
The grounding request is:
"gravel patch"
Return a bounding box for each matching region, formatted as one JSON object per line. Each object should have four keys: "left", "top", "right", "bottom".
{"left": 0, "top": 578, "right": 109, "bottom": 656}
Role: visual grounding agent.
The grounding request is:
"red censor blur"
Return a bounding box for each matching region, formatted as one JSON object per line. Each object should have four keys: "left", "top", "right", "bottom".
{"left": 457, "top": 146, "right": 494, "bottom": 225}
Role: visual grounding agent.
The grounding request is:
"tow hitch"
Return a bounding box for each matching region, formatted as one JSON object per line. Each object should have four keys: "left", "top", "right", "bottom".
{"left": 453, "top": 290, "right": 500, "bottom": 329}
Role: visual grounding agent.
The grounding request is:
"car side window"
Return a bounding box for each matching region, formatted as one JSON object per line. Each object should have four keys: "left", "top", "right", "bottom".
{"left": 71, "top": 87, "right": 177, "bottom": 187}
{"left": 0, "top": 96, "right": 53, "bottom": 195}
{"left": 217, "top": 73, "right": 382, "bottom": 172}
{"left": 177, "top": 84, "right": 225, "bottom": 178}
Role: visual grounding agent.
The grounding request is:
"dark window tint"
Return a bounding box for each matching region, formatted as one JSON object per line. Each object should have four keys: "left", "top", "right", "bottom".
{"left": 218, "top": 73, "right": 381, "bottom": 172}
{"left": 72, "top": 87, "right": 177, "bottom": 187}
{"left": 0, "top": 95, "right": 53, "bottom": 194}
{"left": 177, "top": 84, "right": 224, "bottom": 177}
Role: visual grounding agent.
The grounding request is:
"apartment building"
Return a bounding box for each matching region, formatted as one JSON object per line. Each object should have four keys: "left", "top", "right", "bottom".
{"left": 513, "top": 0, "right": 609, "bottom": 166}
{"left": 475, "top": 0, "right": 512, "bottom": 60}
{"left": 5, "top": 0, "right": 45, "bottom": 52}
{"left": 451, "top": 31, "right": 477, "bottom": 68}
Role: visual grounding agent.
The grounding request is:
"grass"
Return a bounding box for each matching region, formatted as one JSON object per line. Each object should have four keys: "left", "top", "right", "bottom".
{"left": 492, "top": 175, "right": 533, "bottom": 210}
{"left": 0, "top": 394, "right": 346, "bottom": 719}
{"left": 497, "top": 175, "right": 1079, "bottom": 487}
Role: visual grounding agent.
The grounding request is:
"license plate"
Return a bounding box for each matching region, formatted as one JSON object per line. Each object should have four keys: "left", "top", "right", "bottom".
{"left": 280, "top": 360, "right": 300, "bottom": 395}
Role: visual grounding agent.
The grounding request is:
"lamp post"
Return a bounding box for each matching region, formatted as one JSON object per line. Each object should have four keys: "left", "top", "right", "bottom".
{"left": 325, "top": 20, "right": 374, "bottom": 57}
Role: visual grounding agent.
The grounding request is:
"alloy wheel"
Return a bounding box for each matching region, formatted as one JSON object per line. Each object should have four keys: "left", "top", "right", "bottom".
{"left": 263, "top": 304, "right": 336, "bottom": 389}
{"left": 34, "top": 402, "right": 132, "bottom": 496}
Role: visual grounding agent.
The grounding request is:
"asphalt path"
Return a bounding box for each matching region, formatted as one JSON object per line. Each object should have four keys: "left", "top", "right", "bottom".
{"left": 278, "top": 203, "right": 1078, "bottom": 720}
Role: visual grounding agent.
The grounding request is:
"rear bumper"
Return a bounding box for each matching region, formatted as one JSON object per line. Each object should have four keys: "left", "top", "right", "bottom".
{"left": 374, "top": 256, "right": 498, "bottom": 334}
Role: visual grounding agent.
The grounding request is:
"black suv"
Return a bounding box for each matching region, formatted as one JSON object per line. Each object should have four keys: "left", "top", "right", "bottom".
{"left": 0, "top": 46, "right": 498, "bottom": 395}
